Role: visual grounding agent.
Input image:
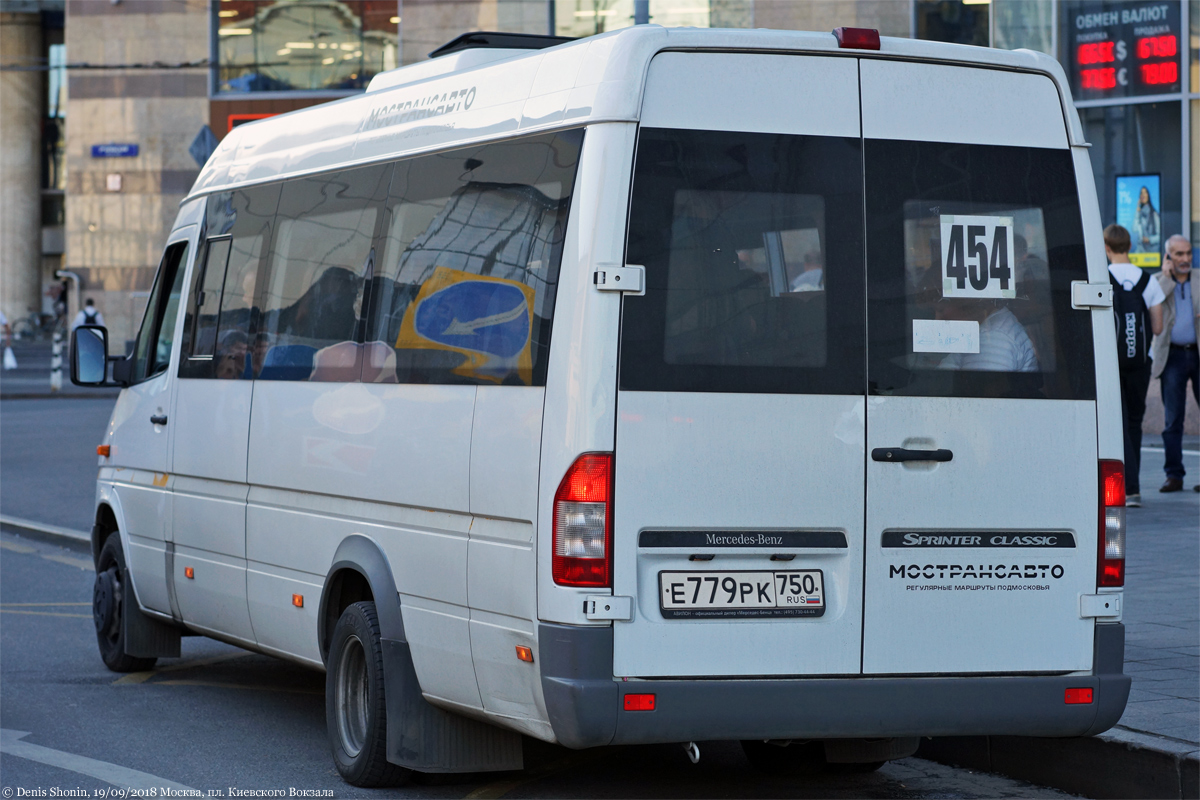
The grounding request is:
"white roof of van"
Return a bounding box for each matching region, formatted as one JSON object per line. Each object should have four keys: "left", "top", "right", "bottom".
{"left": 187, "top": 25, "right": 1083, "bottom": 202}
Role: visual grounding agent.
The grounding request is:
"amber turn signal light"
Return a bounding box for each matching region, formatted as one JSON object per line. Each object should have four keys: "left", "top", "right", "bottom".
{"left": 97, "top": 445, "right": 110, "bottom": 457}
{"left": 292, "top": 594, "right": 304, "bottom": 608}
{"left": 184, "top": 566, "right": 194, "bottom": 579}
{"left": 515, "top": 645, "right": 533, "bottom": 662}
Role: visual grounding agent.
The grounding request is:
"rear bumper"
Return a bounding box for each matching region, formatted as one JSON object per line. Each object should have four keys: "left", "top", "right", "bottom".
{"left": 538, "top": 622, "right": 1130, "bottom": 749}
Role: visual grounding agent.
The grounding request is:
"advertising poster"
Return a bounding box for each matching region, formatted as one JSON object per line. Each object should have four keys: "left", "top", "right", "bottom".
{"left": 1115, "top": 174, "right": 1161, "bottom": 268}
{"left": 395, "top": 266, "right": 535, "bottom": 385}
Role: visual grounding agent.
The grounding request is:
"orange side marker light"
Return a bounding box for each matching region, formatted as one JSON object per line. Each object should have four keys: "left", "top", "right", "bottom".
{"left": 292, "top": 594, "right": 304, "bottom": 608}
{"left": 515, "top": 645, "right": 533, "bottom": 662}
{"left": 97, "top": 445, "right": 110, "bottom": 457}
{"left": 184, "top": 566, "right": 194, "bottom": 579}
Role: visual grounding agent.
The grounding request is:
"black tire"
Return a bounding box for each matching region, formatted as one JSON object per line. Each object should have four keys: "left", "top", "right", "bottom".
{"left": 93, "top": 535, "right": 157, "bottom": 673}
{"left": 326, "top": 601, "right": 412, "bottom": 788}
{"left": 740, "top": 739, "right": 826, "bottom": 775}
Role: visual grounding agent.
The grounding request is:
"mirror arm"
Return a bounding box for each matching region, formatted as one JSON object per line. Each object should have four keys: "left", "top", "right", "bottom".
{"left": 108, "top": 355, "right": 133, "bottom": 387}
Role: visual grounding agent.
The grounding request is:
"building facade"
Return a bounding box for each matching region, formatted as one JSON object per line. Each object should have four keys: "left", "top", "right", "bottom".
{"left": 0, "top": 0, "right": 1194, "bottom": 344}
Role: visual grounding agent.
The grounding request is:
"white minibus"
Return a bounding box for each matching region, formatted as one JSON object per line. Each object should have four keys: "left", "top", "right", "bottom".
{"left": 73, "top": 25, "right": 1130, "bottom": 785}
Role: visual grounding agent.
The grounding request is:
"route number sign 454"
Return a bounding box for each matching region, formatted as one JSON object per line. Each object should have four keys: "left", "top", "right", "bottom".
{"left": 941, "top": 214, "right": 1016, "bottom": 299}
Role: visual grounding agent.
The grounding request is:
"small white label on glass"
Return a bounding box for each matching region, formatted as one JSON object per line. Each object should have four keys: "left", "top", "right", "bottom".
{"left": 940, "top": 214, "right": 1016, "bottom": 299}
{"left": 913, "top": 319, "right": 980, "bottom": 354}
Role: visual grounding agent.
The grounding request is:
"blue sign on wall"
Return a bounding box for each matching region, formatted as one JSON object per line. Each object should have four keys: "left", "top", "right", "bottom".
{"left": 91, "top": 143, "right": 139, "bottom": 158}
{"left": 1115, "top": 173, "right": 1161, "bottom": 268}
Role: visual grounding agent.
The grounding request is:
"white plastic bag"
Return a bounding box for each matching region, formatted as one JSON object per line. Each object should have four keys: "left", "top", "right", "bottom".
{"left": 3, "top": 346, "right": 16, "bottom": 370}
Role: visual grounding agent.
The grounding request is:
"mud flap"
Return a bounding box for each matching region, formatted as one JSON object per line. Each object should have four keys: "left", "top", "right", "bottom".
{"left": 122, "top": 567, "right": 181, "bottom": 659}
{"left": 381, "top": 638, "right": 523, "bottom": 773}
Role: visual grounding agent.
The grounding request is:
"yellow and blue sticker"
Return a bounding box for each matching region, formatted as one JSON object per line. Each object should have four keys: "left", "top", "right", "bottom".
{"left": 396, "top": 266, "right": 534, "bottom": 384}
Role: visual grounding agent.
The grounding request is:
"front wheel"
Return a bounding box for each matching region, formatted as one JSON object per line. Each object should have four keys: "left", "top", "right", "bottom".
{"left": 326, "top": 602, "right": 412, "bottom": 787}
{"left": 93, "top": 535, "right": 156, "bottom": 672}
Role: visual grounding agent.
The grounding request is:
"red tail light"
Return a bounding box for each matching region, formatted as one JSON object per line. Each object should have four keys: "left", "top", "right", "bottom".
{"left": 1098, "top": 460, "right": 1125, "bottom": 587}
{"left": 833, "top": 27, "right": 881, "bottom": 50}
{"left": 552, "top": 453, "right": 613, "bottom": 587}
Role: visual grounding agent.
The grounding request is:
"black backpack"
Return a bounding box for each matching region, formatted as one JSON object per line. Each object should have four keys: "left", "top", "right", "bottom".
{"left": 84, "top": 308, "right": 98, "bottom": 324}
{"left": 1110, "top": 270, "right": 1151, "bottom": 371}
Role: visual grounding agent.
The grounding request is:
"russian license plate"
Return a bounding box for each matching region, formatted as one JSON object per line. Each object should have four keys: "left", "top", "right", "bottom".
{"left": 659, "top": 570, "right": 825, "bottom": 618}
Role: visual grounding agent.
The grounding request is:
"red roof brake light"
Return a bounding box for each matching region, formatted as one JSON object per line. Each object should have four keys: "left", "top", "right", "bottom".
{"left": 833, "top": 27, "right": 881, "bottom": 50}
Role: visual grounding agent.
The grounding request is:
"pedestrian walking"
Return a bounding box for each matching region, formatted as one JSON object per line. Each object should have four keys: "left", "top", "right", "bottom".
{"left": 1106, "top": 224, "right": 1165, "bottom": 507}
{"left": 71, "top": 298, "right": 104, "bottom": 330}
{"left": 0, "top": 310, "right": 14, "bottom": 370}
{"left": 1151, "top": 234, "right": 1200, "bottom": 493}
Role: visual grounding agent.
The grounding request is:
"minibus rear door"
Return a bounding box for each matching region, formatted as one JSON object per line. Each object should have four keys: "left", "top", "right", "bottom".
{"left": 611, "top": 52, "right": 868, "bottom": 678}
{"left": 858, "top": 60, "right": 1099, "bottom": 674}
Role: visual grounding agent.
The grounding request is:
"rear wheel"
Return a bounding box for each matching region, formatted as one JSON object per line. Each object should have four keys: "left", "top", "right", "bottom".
{"left": 326, "top": 601, "right": 411, "bottom": 787}
{"left": 93, "top": 535, "right": 156, "bottom": 672}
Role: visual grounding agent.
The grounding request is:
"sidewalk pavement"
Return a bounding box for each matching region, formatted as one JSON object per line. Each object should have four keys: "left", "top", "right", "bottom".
{"left": 1, "top": 340, "right": 119, "bottom": 398}
{"left": 921, "top": 441, "right": 1199, "bottom": 799}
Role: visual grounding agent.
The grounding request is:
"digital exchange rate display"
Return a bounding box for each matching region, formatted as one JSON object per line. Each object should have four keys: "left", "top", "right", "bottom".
{"left": 1066, "top": 1, "right": 1181, "bottom": 99}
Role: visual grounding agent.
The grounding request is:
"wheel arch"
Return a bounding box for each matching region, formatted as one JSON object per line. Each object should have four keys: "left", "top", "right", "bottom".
{"left": 319, "top": 534, "right": 405, "bottom": 665}
{"left": 93, "top": 503, "right": 120, "bottom": 568}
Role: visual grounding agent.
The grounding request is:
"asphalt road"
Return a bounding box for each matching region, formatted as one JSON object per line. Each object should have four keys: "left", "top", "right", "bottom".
{"left": 0, "top": 396, "right": 1145, "bottom": 798}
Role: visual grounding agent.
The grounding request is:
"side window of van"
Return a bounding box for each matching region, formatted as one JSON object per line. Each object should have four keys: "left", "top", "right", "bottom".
{"left": 180, "top": 185, "right": 279, "bottom": 379}
{"left": 257, "top": 165, "right": 390, "bottom": 381}
{"left": 864, "top": 141, "right": 1095, "bottom": 400}
{"left": 131, "top": 241, "right": 188, "bottom": 382}
{"left": 363, "top": 129, "right": 584, "bottom": 386}
{"left": 184, "top": 237, "right": 231, "bottom": 359}
{"left": 620, "top": 128, "right": 866, "bottom": 394}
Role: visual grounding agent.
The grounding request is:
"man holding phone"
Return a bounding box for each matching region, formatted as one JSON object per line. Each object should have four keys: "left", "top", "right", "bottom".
{"left": 1152, "top": 234, "right": 1200, "bottom": 492}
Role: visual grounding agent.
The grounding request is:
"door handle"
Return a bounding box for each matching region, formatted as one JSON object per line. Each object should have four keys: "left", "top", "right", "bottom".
{"left": 872, "top": 447, "right": 952, "bottom": 463}
{"left": 150, "top": 414, "right": 168, "bottom": 426}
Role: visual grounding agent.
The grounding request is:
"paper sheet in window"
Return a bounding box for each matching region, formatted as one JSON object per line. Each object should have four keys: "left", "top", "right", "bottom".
{"left": 912, "top": 319, "right": 980, "bottom": 354}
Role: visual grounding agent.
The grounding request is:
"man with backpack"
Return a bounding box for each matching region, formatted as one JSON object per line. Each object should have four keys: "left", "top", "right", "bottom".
{"left": 71, "top": 298, "right": 105, "bottom": 331}
{"left": 1106, "top": 224, "right": 1164, "bottom": 507}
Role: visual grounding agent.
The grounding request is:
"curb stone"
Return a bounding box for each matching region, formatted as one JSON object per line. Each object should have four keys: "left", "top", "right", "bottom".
{"left": 0, "top": 514, "right": 91, "bottom": 545}
{"left": 919, "top": 729, "right": 1199, "bottom": 799}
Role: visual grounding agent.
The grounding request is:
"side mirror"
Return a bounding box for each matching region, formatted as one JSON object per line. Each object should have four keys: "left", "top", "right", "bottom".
{"left": 71, "top": 325, "right": 129, "bottom": 387}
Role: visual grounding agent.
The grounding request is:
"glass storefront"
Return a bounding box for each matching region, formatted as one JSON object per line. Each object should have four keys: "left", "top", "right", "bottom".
{"left": 208, "top": 0, "right": 1195, "bottom": 255}
{"left": 1052, "top": 0, "right": 1190, "bottom": 260}
{"left": 915, "top": 0, "right": 989, "bottom": 46}
{"left": 214, "top": 0, "right": 398, "bottom": 93}
{"left": 993, "top": 0, "right": 1055, "bottom": 55}
{"left": 1082, "top": 102, "right": 1183, "bottom": 258}
{"left": 552, "top": 0, "right": 709, "bottom": 38}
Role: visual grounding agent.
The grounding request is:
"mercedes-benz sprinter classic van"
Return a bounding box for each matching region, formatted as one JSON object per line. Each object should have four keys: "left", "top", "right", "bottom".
{"left": 72, "top": 25, "right": 1130, "bottom": 786}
